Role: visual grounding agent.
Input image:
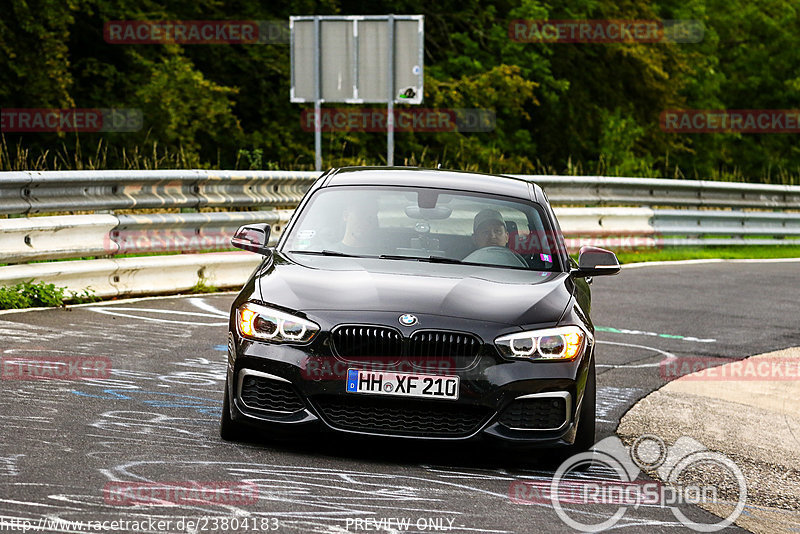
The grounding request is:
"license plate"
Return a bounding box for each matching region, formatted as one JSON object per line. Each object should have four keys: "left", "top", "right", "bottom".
{"left": 346, "top": 369, "right": 459, "bottom": 400}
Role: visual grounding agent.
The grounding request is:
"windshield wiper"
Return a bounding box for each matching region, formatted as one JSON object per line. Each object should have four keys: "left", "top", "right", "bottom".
{"left": 288, "top": 249, "right": 365, "bottom": 258}
{"left": 378, "top": 254, "right": 465, "bottom": 264}
{"left": 426, "top": 255, "right": 466, "bottom": 264}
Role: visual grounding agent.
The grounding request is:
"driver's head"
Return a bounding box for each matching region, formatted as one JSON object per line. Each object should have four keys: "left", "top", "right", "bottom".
{"left": 473, "top": 208, "right": 508, "bottom": 248}
{"left": 342, "top": 201, "right": 379, "bottom": 247}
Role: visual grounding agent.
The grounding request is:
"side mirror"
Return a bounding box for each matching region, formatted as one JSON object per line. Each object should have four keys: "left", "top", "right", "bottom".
{"left": 231, "top": 223, "right": 272, "bottom": 255}
{"left": 572, "top": 246, "right": 620, "bottom": 277}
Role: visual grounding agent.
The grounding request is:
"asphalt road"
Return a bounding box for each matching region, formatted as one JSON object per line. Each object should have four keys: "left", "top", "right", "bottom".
{"left": 0, "top": 260, "right": 797, "bottom": 533}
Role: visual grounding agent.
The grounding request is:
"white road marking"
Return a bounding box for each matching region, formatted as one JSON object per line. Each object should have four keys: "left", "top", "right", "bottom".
{"left": 86, "top": 307, "right": 226, "bottom": 326}
{"left": 596, "top": 340, "right": 677, "bottom": 369}
{"left": 188, "top": 297, "right": 230, "bottom": 317}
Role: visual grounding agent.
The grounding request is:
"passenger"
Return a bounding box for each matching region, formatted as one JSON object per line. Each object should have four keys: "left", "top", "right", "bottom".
{"left": 334, "top": 202, "right": 380, "bottom": 254}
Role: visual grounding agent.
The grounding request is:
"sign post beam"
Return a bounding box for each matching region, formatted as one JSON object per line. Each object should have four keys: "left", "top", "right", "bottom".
{"left": 313, "top": 16, "right": 322, "bottom": 171}
{"left": 386, "top": 14, "right": 395, "bottom": 167}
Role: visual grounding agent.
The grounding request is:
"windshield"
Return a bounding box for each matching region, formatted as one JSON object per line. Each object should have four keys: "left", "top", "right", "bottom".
{"left": 282, "top": 186, "right": 560, "bottom": 271}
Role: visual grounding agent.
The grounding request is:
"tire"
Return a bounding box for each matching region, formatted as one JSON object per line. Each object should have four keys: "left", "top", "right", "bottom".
{"left": 570, "top": 359, "right": 597, "bottom": 454}
{"left": 539, "top": 360, "right": 596, "bottom": 470}
{"left": 220, "top": 379, "right": 247, "bottom": 441}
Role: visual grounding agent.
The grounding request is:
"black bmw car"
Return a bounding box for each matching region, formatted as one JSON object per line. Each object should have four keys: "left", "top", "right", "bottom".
{"left": 221, "top": 167, "right": 620, "bottom": 452}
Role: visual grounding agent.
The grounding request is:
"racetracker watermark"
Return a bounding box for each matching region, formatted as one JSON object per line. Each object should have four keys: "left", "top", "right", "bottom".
{"left": 104, "top": 20, "right": 288, "bottom": 44}
{"left": 105, "top": 229, "right": 234, "bottom": 255}
{"left": 510, "top": 434, "right": 746, "bottom": 532}
{"left": 1, "top": 109, "right": 142, "bottom": 132}
{"left": 302, "top": 357, "right": 456, "bottom": 380}
{"left": 1, "top": 356, "right": 111, "bottom": 381}
{"left": 509, "top": 231, "right": 659, "bottom": 253}
{"left": 564, "top": 236, "right": 658, "bottom": 251}
{"left": 300, "top": 108, "right": 495, "bottom": 133}
{"left": 661, "top": 109, "right": 800, "bottom": 133}
{"left": 103, "top": 481, "right": 258, "bottom": 506}
{"left": 661, "top": 356, "right": 800, "bottom": 380}
{"left": 509, "top": 19, "right": 704, "bottom": 43}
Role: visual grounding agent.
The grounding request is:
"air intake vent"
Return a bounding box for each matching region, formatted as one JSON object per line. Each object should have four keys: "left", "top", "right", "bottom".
{"left": 239, "top": 374, "right": 305, "bottom": 414}
{"left": 498, "top": 396, "right": 568, "bottom": 430}
{"left": 313, "top": 395, "right": 490, "bottom": 437}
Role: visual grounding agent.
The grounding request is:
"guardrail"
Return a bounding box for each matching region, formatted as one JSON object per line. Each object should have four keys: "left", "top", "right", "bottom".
{"left": 3, "top": 170, "right": 800, "bottom": 214}
{"left": 517, "top": 175, "right": 800, "bottom": 209}
{"left": 2, "top": 170, "right": 799, "bottom": 301}
{"left": 0, "top": 170, "right": 318, "bottom": 215}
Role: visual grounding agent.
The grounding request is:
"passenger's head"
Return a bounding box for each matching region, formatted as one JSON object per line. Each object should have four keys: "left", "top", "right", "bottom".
{"left": 472, "top": 208, "right": 508, "bottom": 248}
{"left": 341, "top": 202, "right": 379, "bottom": 246}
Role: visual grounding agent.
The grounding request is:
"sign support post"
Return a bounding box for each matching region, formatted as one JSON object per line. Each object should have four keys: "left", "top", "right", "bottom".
{"left": 313, "top": 16, "right": 322, "bottom": 171}
{"left": 386, "top": 14, "right": 395, "bottom": 167}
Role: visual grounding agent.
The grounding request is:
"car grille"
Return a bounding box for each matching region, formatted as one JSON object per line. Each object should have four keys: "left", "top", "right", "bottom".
{"left": 313, "top": 395, "right": 490, "bottom": 437}
{"left": 498, "top": 396, "right": 568, "bottom": 430}
{"left": 239, "top": 374, "right": 305, "bottom": 414}
{"left": 408, "top": 331, "right": 481, "bottom": 361}
{"left": 332, "top": 326, "right": 403, "bottom": 359}
{"left": 331, "top": 326, "right": 481, "bottom": 369}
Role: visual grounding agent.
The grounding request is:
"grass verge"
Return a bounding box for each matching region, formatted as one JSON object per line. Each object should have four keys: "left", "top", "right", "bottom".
{"left": 613, "top": 245, "right": 800, "bottom": 264}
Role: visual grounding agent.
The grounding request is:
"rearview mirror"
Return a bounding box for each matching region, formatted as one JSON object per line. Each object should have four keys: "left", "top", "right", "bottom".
{"left": 404, "top": 205, "right": 453, "bottom": 220}
{"left": 572, "top": 246, "right": 620, "bottom": 277}
{"left": 231, "top": 223, "right": 272, "bottom": 255}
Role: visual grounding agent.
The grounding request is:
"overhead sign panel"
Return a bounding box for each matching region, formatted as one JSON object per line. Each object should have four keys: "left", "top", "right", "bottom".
{"left": 290, "top": 15, "right": 424, "bottom": 104}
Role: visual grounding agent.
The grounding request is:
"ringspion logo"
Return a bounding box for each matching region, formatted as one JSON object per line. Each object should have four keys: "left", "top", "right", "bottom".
{"left": 510, "top": 435, "right": 746, "bottom": 532}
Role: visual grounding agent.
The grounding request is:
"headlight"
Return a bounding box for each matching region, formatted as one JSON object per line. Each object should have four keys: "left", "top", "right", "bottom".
{"left": 494, "top": 326, "right": 590, "bottom": 361}
{"left": 237, "top": 302, "right": 319, "bottom": 344}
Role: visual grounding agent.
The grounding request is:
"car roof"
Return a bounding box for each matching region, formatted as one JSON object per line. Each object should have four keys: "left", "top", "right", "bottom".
{"left": 322, "top": 166, "right": 545, "bottom": 202}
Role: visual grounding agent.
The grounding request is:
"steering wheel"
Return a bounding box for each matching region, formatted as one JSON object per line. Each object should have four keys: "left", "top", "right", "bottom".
{"left": 462, "top": 246, "right": 527, "bottom": 268}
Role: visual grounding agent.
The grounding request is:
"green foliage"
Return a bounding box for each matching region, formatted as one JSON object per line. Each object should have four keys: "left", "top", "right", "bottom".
{"left": 69, "top": 288, "right": 100, "bottom": 304}
{"left": 0, "top": 281, "right": 65, "bottom": 309}
{"left": 189, "top": 279, "right": 218, "bottom": 294}
{"left": 237, "top": 148, "right": 264, "bottom": 170}
{"left": 0, "top": 281, "right": 99, "bottom": 309}
{"left": 2, "top": 0, "right": 800, "bottom": 182}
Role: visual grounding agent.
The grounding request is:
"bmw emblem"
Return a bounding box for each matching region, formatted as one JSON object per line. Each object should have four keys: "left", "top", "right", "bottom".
{"left": 398, "top": 314, "right": 418, "bottom": 326}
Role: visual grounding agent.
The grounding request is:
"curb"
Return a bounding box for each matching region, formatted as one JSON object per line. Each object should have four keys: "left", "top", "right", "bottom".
{"left": 617, "top": 348, "right": 800, "bottom": 533}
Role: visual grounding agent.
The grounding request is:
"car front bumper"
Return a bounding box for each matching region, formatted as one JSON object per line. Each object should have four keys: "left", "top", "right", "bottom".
{"left": 225, "top": 325, "right": 593, "bottom": 448}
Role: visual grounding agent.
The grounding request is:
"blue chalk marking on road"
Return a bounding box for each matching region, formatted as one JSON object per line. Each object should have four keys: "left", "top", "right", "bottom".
{"left": 71, "top": 389, "right": 220, "bottom": 416}
{"left": 213, "top": 344, "right": 227, "bottom": 351}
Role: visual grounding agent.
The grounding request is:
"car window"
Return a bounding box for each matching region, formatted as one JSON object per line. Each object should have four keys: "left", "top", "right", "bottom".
{"left": 282, "top": 186, "right": 558, "bottom": 271}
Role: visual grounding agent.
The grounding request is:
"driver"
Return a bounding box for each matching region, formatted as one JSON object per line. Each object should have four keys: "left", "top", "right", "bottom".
{"left": 472, "top": 208, "right": 509, "bottom": 248}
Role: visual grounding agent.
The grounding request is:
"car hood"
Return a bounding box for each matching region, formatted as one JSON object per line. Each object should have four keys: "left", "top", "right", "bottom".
{"left": 256, "top": 253, "right": 574, "bottom": 327}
